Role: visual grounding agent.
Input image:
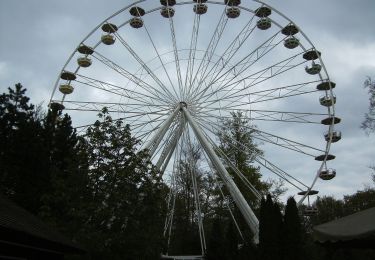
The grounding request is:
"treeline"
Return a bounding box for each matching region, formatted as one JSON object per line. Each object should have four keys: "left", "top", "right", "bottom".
{"left": 1, "top": 84, "right": 375, "bottom": 259}
{"left": 0, "top": 84, "right": 166, "bottom": 259}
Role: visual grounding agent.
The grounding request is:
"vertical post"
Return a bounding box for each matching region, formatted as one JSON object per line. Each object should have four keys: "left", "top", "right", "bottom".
{"left": 182, "top": 106, "right": 259, "bottom": 243}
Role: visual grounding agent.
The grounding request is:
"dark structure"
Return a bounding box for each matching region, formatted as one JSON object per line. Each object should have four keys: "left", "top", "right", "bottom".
{"left": 0, "top": 195, "right": 85, "bottom": 259}
{"left": 313, "top": 207, "right": 375, "bottom": 248}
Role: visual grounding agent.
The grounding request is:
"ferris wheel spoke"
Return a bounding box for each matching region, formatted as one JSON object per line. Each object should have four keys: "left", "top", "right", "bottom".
{"left": 223, "top": 80, "right": 320, "bottom": 106}
{"left": 188, "top": 7, "right": 228, "bottom": 97}
{"left": 197, "top": 117, "right": 323, "bottom": 159}
{"left": 195, "top": 15, "right": 258, "bottom": 96}
{"left": 91, "top": 52, "right": 173, "bottom": 104}
{"left": 197, "top": 119, "right": 308, "bottom": 191}
{"left": 59, "top": 100, "right": 171, "bottom": 117}
{"left": 198, "top": 108, "right": 325, "bottom": 124}
{"left": 141, "top": 23, "right": 181, "bottom": 101}
{"left": 191, "top": 31, "right": 283, "bottom": 102}
{"left": 184, "top": 14, "right": 201, "bottom": 98}
{"left": 197, "top": 49, "right": 305, "bottom": 106}
{"left": 112, "top": 30, "right": 178, "bottom": 102}
{"left": 255, "top": 156, "right": 307, "bottom": 191}
{"left": 73, "top": 74, "right": 162, "bottom": 106}
{"left": 199, "top": 80, "right": 321, "bottom": 110}
{"left": 166, "top": 10, "right": 184, "bottom": 100}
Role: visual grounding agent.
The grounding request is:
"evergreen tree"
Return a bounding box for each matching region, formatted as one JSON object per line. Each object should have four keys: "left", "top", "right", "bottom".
{"left": 284, "top": 197, "right": 303, "bottom": 260}
{"left": 39, "top": 107, "right": 89, "bottom": 238}
{"left": 217, "top": 112, "right": 271, "bottom": 248}
{"left": 217, "top": 112, "right": 269, "bottom": 208}
{"left": 0, "top": 83, "right": 49, "bottom": 214}
{"left": 258, "top": 194, "right": 282, "bottom": 260}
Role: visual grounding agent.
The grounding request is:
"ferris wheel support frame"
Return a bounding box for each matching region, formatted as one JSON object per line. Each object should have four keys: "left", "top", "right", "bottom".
{"left": 144, "top": 106, "right": 180, "bottom": 157}
{"left": 182, "top": 105, "right": 259, "bottom": 243}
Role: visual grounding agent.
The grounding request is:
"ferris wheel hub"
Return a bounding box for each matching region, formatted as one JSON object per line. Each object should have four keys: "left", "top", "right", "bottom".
{"left": 179, "top": 101, "right": 188, "bottom": 110}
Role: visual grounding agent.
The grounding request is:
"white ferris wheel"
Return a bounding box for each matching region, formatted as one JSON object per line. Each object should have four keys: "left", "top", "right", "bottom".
{"left": 50, "top": 0, "right": 341, "bottom": 250}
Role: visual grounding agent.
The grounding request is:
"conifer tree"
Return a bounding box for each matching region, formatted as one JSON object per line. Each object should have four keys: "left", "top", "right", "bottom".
{"left": 258, "top": 194, "right": 282, "bottom": 260}
{"left": 284, "top": 197, "right": 303, "bottom": 260}
{"left": 0, "top": 84, "right": 49, "bottom": 214}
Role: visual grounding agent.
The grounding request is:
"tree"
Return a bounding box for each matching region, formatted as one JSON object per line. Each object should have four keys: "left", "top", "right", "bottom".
{"left": 308, "top": 196, "right": 345, "bottom": 226}
{"left": 342, "top": 187, "right": 375, "bottom": 215}
{"left": 167, "top": 145, "right": 205, "bottom": 255}
{"left": 206, "top": 218, "right": 226, "bottom": 260}
{"left": 38, "top": 107, "right": 89, "bottom": 237}
{"left": 258, "top": 194, "right": 282, "bottom": 260}
{"left": 283, "top": 197, "right": 303, "bottom": 260}
{"left": 79, "top": 108, "right": 167, "bottom": 259}
{"left": 361, "top": 77, "right": 375, "bottom": 134}
{"left": 217, "top": 112, "right": 271, "bottom": 247}
{"left": 0, "top": 83, "right": 49, "bottom": 214}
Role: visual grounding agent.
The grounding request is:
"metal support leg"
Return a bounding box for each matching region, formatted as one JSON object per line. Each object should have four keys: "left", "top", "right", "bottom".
{"left": 156, "top": 117, "right": 186, "bottom": 172}
{"left": 144, "top": 106, "right": 180, "bottom": 157}
{"left": 182, "top": 106, "right": 259, "bottom": 243}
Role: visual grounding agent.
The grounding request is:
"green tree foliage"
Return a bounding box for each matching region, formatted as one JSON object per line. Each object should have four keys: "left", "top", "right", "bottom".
{"left": 39, "top": 107, "right": 90, "bottom": 237}
{"left": 217, "top": 112, "right": 268, "bottom": 204}
{"left": 309, "top": 188, "right": 375, "bottom": 228}
{"left": 308, "top": 196, "right": 345, "bottom": 226}
{"left": 167, "top": 145, "right": 205, "bottom": 255}
{"left": 0, "top": 85, "right": 168, "bottom": 258}
{"left": 79, "top": 108, "right": 167, "bottom": 259}
{"left": 0, "top": 83, "right": 49, "bottom": 214}
{"left": 343, "top": 187, "right": 375, "bottom": 214}
{"left": 217, "top": 112, "right": 271, "bottom": 242}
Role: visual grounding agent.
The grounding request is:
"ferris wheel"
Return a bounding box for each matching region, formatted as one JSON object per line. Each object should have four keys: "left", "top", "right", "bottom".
{"left": 50, "top": 0, "right": 341, "bottom": 249}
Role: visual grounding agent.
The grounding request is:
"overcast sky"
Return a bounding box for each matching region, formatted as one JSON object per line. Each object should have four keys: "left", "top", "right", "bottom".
{"left": 1, "top": 0, "right": 375, "bottom": 201}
